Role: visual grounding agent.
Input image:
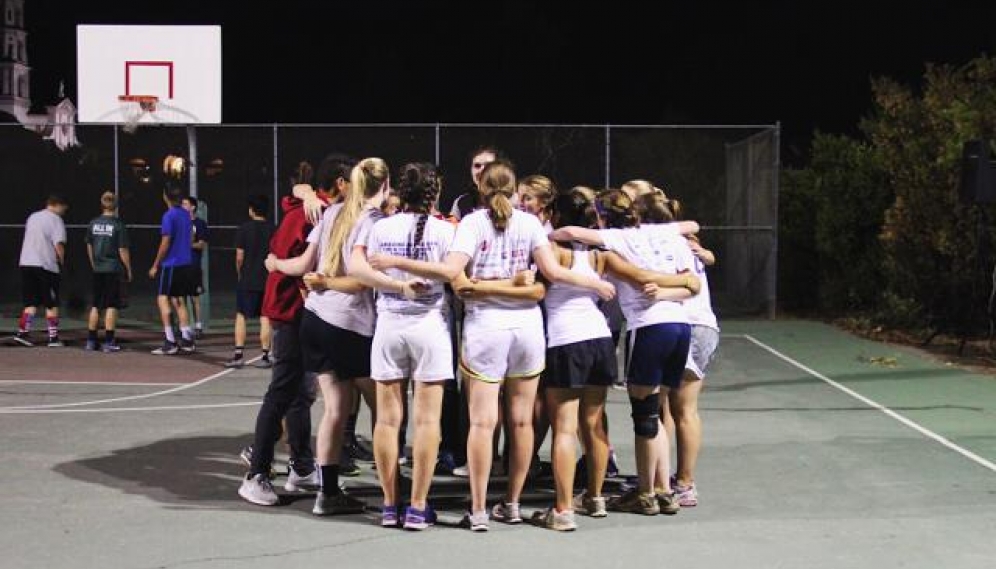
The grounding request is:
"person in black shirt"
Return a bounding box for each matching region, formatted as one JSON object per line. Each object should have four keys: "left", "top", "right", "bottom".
{"left": 225, "top": 195, "right": 274, "bottom": 368}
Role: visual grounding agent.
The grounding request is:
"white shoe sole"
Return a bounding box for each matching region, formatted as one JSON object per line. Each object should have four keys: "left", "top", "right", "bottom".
{"left": 238, "top": 486, "right": 278, "bottom": 506}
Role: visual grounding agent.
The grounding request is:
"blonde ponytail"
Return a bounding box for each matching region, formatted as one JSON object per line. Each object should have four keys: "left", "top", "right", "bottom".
{"left": 321, "top": 157, "right": 389, "bottom": 275}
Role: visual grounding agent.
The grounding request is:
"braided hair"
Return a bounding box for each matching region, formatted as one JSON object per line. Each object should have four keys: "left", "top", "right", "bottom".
{"left": 397, "top": 162, "right": 442, "bottom": 260}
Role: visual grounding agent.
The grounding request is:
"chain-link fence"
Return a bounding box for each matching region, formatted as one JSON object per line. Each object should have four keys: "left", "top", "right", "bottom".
{"left": 1, "top": 122, "right": 779, "bottom": 325}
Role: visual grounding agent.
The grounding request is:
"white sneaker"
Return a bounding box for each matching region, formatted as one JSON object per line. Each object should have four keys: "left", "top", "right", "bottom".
{"left": 491, "top": 500, "right": 522, "bottom": 524}
{"left": 239, "top": 473, "right": 278, "bottom": 506}
{"left": 452, "top": 464, "right": 469, "bottom": 477}
{"left": 284, "top": 467, "right": 320, "bottom": 492}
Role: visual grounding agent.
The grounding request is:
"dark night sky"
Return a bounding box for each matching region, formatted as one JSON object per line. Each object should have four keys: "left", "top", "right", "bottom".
{"left": 22, "top": 1, "right": 996, "bottom": 161}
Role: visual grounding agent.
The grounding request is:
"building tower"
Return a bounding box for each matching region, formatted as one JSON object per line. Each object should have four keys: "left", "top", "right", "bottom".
{"left": 0, "top": 0, "right": 30, "bottom": 122}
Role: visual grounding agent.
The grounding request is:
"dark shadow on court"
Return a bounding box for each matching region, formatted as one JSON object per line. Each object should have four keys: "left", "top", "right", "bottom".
{"left": 52, "top": 434, "right": 570, "bottom": 516}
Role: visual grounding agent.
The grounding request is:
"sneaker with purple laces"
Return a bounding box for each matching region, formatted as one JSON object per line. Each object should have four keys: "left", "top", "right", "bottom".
{"left": 403, "top": 505, "right": 437, "bottom": 530}
{"left": 672, "top": 478, "right": 698, "bottom": 507}
{"left": 381, "top": 505, "right": 400, "bottom": 527}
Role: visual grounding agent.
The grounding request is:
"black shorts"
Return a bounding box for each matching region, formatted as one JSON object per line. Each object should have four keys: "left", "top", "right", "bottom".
{"left": 157, "top": 264, "right": 198, "bottom": 298}
{"left": 20, "top": 266, "right": 60, "bottom": 308}
{"left": 299, "top": 309, "right": 372, "bottom": 379}
{"left": 543, "top": 337, "right": 617, "bottom": 389}
{"left": 237, "top": 289, "right": 264, "bottom": 318}
{"left": 191, "top": 266, "right": 204, "bottom": 296}
{"left": 91, "top": 272, "right": 122, "bottom": 310}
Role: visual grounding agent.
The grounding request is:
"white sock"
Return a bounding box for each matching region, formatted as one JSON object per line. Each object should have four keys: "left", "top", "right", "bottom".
{"left": 181, "top": 326, "right": 193, "bottom": 341}
{"left": 164, "top": 327, "right": 176, "bottom": 343}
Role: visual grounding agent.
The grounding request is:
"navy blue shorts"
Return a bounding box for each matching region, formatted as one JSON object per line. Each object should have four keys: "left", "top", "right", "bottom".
{"left": 158, "top": 265, "right": 197, "bottom": 298}
{"left": 237, "top": 289, "right": 264, "bottom": 318}
{"left": 627, "top": 322, "right": 691, "bottom": 389}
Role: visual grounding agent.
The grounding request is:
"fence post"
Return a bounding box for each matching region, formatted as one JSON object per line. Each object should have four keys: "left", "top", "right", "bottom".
{"left": 604, "top": 124, "right": 611, "bottom": 188}
{"left": 273, "top": 125, "right": 280, "bottom": 221}
{"left": 769, "top": 122, "right": 781, "bottom": 320}
{"left": 435, "top": 123, "right": 441, "bottom": 166}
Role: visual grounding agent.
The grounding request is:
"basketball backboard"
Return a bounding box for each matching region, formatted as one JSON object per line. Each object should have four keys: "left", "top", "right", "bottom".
{"left": 77, "top": 25, "right": 221, "bottom": 124}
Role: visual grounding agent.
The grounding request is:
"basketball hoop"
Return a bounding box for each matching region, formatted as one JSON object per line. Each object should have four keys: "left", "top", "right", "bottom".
{"left": 117, "top": 95, "right": 159, "bottom": 133}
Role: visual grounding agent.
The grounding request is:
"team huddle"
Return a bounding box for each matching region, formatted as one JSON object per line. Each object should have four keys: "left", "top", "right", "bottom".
{"left": 12, "top": 145, "right": 718, "bottom": 533}
{"left": 237, "top": 146, "right": 719, "bottom": 533}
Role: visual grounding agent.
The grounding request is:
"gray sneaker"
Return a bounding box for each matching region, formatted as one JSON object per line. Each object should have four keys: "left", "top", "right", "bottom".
{"left": 285, "top": 466, "right": 320, "bottom": 492}
{"left": 312, "top": 490, "right": 365, "bottom": 515}
{"left": 656, "top": 491, "right": 681, "bottom": 515}
{"left": 491, "top": 500, "right": 522, "bottom": 524}
{"left": 461, "top": 510, "right": 490, "bottom": 532}
{"left": 530, "top": 507, "right": 577, "bottom": 531}
{"left": 607, "top": 488, "right": 660, "bottom": 515}
{"left": 573, "top": 491, "right": 608, "bottom": 518}
{"left": 238, "top": 473, "right": 279, "bottom": 506}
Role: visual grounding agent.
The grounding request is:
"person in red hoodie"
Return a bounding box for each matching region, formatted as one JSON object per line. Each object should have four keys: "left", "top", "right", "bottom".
{"left": 239, "top": 155, "right": 356, "bottom": 506}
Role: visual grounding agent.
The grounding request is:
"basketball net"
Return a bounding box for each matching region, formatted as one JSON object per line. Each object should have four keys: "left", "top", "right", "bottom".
{"left": 118, "top": 95, "right": 158, "bottom": 133}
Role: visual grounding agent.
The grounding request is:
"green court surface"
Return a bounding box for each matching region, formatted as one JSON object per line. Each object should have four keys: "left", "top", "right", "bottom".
{"left": 0, "top": 318, "right": 993, "bottom": 569}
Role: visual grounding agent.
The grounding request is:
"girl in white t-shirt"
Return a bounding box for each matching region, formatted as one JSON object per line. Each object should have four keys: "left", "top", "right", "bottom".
{"left": 634, "top": 191, "right": 720, "bottom": 509}
{"left": 267, "top": 158, "right": 420, "bottom": 517}
{"left": 549, "top": 189, "right": 698, "bottom": 517}
{"left": 369, "top": 162, "right": 614, "bottom": 531}
{"left": 347, "top": 162, "right": 455, "bottom": 530}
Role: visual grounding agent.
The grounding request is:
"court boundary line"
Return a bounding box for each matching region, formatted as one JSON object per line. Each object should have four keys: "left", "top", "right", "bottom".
{"left": 0, "top": 355, "right": 264, "bottom": 411}
{"left": 0, "top": 401, "right": 262, "bottom": 414}
{"left": 0, "top": 380, "right": 188, "bottom": 386}
{"left": 742, "top": 334, "right": 996, "bottom": 474}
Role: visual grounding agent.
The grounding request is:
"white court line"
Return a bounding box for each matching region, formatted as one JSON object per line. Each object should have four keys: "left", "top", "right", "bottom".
{"left": 0, "top": 354, "right": 264, "bottom": 411}
{"left": 0, "top": 380, "right": 187, "bottom": 386}
{"left": 742, "top": 334, "right": 996, "bottom": 474}
{"left": 0, "top": 401, "right": 262, "bottom": 414}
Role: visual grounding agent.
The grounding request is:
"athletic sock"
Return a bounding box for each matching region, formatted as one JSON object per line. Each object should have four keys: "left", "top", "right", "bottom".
{"left": 180, "top": 326, "right": 193, "bottom": 342}
{"left": 233, "top": 346, "right": 245, "bottom": 359}
{"left": 87, "top": 329, "right": 98, "bottom": 342}
{"left": 46, "top": 317, "right": 59, "bottom": 339}
{"left": 104, "top": 330, "right": 116, "bottom": 343}
{"left": 320, "top": 464, "right": 340, "bottom": 493}
{"left": 164, "top": 326, "right": 176, "bottom": 344}
{"left": 18, "top": 311, "right": 34, "bottom": 333}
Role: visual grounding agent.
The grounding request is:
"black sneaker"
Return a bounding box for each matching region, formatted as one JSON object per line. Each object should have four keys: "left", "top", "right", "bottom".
{"left": 347, "top": 440, "right": 375, "bottom": 462}
{"left": 47, "top": 336, "right": 64, "bottom": 348}
{"left": 340, "top": 455, "right": 361, "bottom": 477}
{"left": 12, "top": 332, "right": 33, "bottom": 347}
{"left": 194, "top": 328, "right": 204, "bottom": 340}
{"left": 179, "top": 338, "right": 196, "bottom": 354}
{"left": 312, "top": 490, "right": 366, "bottom": 515}
{"left": 224, "top": 355, "right": 244, "bottom": 368}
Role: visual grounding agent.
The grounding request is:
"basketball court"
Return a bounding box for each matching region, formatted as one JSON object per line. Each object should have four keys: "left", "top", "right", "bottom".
{"left": 0, "top": 23, "right": 993, "bottom": 569}
{"left": 1, "top": 318, "right": 994, "bottom": 568}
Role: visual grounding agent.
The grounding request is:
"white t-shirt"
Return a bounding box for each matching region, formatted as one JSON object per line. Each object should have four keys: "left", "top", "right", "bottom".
{"left": 366, "top": 213, "right": 455, "bottom": 316}
{"left": 599, "top": 223, "right": 694, "bottom": 329}
{"left": 19, "top": 209, "right": 66, "bottom": 273}
{"left": 449, "top": 209, "right": 548, "bottom": 327}
{"left": 304, "top": 204, "right": 381, "bottom": 336}
{"left": 685, "top": 253, "right": 719, "bottom": 331}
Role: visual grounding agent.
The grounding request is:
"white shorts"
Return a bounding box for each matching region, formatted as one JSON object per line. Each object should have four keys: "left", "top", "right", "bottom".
{"left": 460, "top": 316, "right": 545, "bottom": 383}
{"left": 370, "top": 312, "right": 454, "bottom": 382}
{"left": 685, "top": 324, "right": 719, "bottom": 380}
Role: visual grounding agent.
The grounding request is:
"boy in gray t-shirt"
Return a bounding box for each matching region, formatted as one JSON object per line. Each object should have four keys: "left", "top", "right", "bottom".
{"left": 14, "top": 195, "right": 68, "bottom": 347}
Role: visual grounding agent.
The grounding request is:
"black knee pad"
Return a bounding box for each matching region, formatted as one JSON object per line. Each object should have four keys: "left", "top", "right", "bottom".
{"left": 629, "top": 393, "right": 660, "bottom": 438}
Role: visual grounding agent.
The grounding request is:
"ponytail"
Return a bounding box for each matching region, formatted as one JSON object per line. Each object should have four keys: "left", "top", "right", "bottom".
{"left": 478, "top": 161, "right": 517, "bottom": 232}
{"left": 321, "top": 157, "right": 389, "bottom": 275}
